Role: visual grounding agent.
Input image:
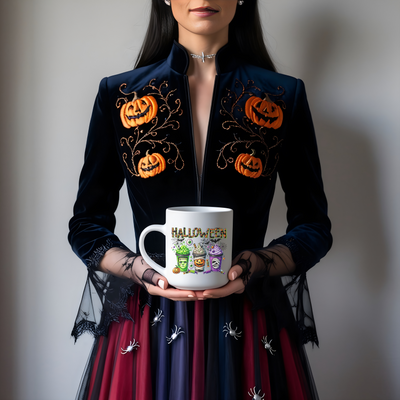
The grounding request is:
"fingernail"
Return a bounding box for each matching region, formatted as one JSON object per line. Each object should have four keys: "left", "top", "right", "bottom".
{"left": 188, "top": 295, "right": 194, "bottom": 298}
{"left": 231, "top": 272, "right": 237, "bottom": 280}
{"left": 158, "top": 280, "right": 165, "bottom": 289}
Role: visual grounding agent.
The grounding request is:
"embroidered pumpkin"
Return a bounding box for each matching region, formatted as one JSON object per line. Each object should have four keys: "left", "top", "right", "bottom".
{"left": 235, "top": 149, "right": 262, "bottom": 178}
{"left": 138, "top": 150, "right": 166, "bottom": 179}
{"left": 120, "top": 93, "right": 158, "bottom": 128}
{"left": 245, "top": 95, "right": 283, "bottom": 129}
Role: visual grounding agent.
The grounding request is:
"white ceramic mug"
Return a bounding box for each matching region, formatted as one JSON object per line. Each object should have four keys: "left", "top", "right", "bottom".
{"left": 139, "top": 206, "right": 233, "bottom": 290}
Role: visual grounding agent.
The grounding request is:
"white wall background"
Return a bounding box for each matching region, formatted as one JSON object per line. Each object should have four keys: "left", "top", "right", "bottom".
{"left": 0, "top": 1, "right": 399, "bottom": 399}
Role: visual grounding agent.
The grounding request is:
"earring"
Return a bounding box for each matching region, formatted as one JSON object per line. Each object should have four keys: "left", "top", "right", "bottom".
{"left": 238, "top": 0, "right": 244, "bottom": 5}
{"left": 164, "top": 0, "right": 171, "bottom": 5}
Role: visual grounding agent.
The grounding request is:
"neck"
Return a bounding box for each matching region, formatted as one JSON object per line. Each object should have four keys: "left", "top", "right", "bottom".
{"left": 178, "top": 29, "right": 228, "bottom": 80}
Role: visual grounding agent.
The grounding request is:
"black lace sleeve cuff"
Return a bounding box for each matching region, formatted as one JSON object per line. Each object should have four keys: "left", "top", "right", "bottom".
{"left": 235, "top": 246, "right": 319, "bottom": 346}
{"left": 85, "top": 238, "right": 120, "bottom": 270}
{"left": 72, "top": 248, "right": 166, "bottom": 342}
{"left": 268, "top": 236, "right": 307, "bottom": 273}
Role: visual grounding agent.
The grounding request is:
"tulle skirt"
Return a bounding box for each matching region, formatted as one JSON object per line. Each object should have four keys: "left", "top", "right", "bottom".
{"left": 76, "top": 287, "right": 319, "bottom": 400}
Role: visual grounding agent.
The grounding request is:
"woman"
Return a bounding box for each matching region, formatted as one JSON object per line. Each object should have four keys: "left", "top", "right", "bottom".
{"left": 69, "top": 1, "right": 332, "bottom": 399}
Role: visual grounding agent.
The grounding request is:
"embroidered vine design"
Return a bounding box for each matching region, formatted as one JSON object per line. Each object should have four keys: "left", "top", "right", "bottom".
{"left": 217, "top": 79, "right": 286, "bottom": 179}
{"left": 116, "top": 79, "right": 184, "bottom": 178}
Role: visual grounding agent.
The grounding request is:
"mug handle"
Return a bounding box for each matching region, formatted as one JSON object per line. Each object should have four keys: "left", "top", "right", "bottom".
{"left": 138, "top": 224, "right": 166, "bottom": 276}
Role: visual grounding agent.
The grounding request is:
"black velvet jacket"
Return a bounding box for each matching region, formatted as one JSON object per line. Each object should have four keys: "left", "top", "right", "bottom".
{"left": 68, "top": 41, "right": 332, "bottom": 341}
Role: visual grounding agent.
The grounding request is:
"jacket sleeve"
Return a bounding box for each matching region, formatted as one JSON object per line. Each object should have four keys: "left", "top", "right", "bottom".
{"left": 269, "top": 78, "right": 332, "bottom": 274}
{"left": 68, "top": 77, "right": 127, "bottom": 270}
{"left": 237, "top": 79, "right": 332, "bottom": 345}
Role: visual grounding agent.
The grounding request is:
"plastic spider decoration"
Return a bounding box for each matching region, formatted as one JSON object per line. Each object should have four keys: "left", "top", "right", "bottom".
{"left": 166, "top": 325, "right": 185, "bottom": 344}
{"left": 151, "top": 309, "right": 164, "bottom": 326}
{"left": 261, "top": 335, "right": 276, "bottom": 355}
{"left": 223, "top": 321, "right": 242, "bottom": 340}
{"left": 121, "top": 339, "right": 140, "bottom": 354}
{"left": 248, "top": 387, "right": 265, "bottom": 400}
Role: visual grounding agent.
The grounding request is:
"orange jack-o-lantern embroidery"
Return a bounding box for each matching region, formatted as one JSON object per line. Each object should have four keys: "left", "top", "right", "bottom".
{"left": 235, "top": 149, "right": 263, "bottom": 179}
{"left": 120, "top": 93, "right": 158, "bottom": 128}
{"left": 138, "top": 150, "right": 166, "bottom": 179}
{"left": 245, "top": 94, "right": 283, "bottom": 129}
{"left": 117, "top": 80, "right": 185, "bottom": 178}
{"left": 217, "top": 80, "right": 285, "bottom": 179}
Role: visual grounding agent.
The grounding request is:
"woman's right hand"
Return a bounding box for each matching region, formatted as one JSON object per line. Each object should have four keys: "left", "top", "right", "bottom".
{"left": 146, "top": 282, "right": 199, "bottom": 301}
{"left": 99, "top": 247, "right": 198, "bottom": 301}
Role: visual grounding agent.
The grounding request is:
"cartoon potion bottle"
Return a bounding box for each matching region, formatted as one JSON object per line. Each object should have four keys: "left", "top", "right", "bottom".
{"left": 209, "top": 244, "right": 223, "bottom": 272}
{"left": 192, "top": 243, "right": 206, "bottom": 272}
{"left": 175, "top": 244, "right": 190, "bottom": 273}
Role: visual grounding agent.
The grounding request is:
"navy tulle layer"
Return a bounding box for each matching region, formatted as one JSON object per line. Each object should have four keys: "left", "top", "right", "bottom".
{"left": 76, "top": 287, "right": 319, "bottom": 400}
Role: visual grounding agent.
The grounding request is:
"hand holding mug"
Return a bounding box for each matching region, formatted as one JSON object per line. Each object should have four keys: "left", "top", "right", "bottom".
{"left": 139, "top": 206, "right": 233, "bottom": 291}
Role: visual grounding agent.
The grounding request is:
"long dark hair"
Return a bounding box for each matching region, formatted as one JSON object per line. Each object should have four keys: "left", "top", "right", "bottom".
{"left": 135, "top": 0, "right": 276, "bottom": 72}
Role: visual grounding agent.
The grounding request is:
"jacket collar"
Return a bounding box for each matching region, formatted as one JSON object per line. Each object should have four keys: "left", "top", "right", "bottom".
{"left": 167, "top": 40, "right": 242, "bottom": 75}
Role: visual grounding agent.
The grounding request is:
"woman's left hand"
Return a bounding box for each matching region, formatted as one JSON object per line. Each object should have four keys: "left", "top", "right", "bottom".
{"left": 198, "top": 265, "right": 245, "bottom": 299}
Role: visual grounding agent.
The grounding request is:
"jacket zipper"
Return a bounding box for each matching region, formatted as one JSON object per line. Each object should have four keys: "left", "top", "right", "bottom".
{"left": 200, "top": 75, "right": 220, "bottom": 204}
{"left": 184, "top": 74, "right": 220, "bottom": 205}
{"left": 183, "top": 75, "right": 200, "bottom": 204}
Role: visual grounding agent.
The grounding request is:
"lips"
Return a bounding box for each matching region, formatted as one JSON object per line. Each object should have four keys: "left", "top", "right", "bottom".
{"left": 190, "top": 6, "right": 219, "bottom": 14}
{"left": 190, "top": 7, "right": 218, "bottom": 11}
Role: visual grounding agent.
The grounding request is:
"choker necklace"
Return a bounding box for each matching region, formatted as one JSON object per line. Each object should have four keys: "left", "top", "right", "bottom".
{"left": 190, "top": 52, "right": 216, "bottom": 63}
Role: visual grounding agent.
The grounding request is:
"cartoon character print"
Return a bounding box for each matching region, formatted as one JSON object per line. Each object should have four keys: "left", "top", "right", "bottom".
{"left": 217, "top": 79, "right": 286, "bottom": 179}
{"left": 175, "top": 244, "right": 191, "bottom": 273}
{"left": 116, "top": 79, "right": 185, "bottom": 179}
{"left": 208, "top": 243, "right": 224, "bottom": 272}
{"left": 171, "top": 238, "right": 226, "bottom": 275}
{"left": 192, "top": 243, "right": 207, "bottom": 272}
{"left": 194, "top": 258, "right": 205, "bottom": 270}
